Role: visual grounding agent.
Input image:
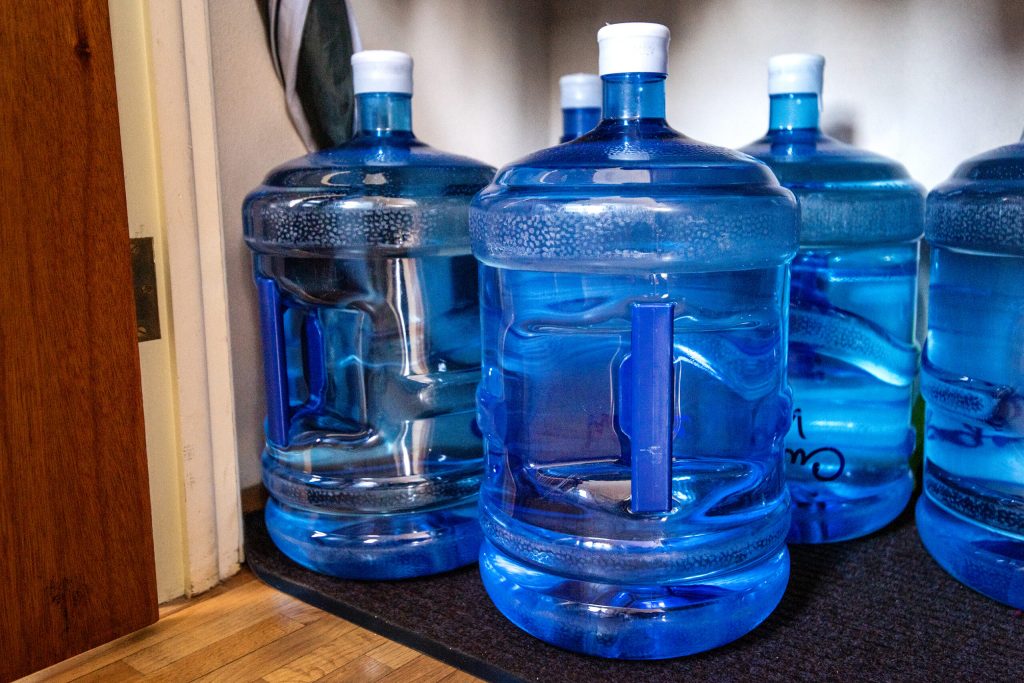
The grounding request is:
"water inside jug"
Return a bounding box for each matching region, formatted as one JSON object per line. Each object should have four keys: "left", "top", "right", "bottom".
{"left": 472, "top": 23, "right": 799, "bottom": 658}
{"left": 244, "top": 50, "right": 494, "bottom": 579}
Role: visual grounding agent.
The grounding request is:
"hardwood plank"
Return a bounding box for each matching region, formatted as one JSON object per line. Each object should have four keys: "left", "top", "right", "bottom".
{"left": 440, "top": 670, "right": 483, "bottom": 683}
{"left": 261, "top": 628, "right": 384, "bottom": 683}
{"left": 315, "top": 655, "right": 393, "bottom": 683}
{"left": 18, "top": 570, "right": 482, "bottom": 683}
{"left": 144, "top": 614, "right": 306, "bottom": 683}
{"left": 278, "top": 597, "right": 328, "bottom": 625}
{"left": 0, "top": 0, "right": 157, "bottom": 679}
{"left": 23, "top": 579, "right": 277, "bottom": 683}
{"left": 379, "top": 655, "right": 458, "bottom": 683}
{"left": 366, "top": 640, "right": 421, "bottom": 670}
{"left": 69, "top": 660, "right": 144, "bottom": 683}
{"left": 124, "top": 588, "right": 300, "bottom": 673}
{"left": 158, "top": 569, "right": 256, "bottom": 619}
{"left": 193, "top": 613, "right": 357, "bottom": 682}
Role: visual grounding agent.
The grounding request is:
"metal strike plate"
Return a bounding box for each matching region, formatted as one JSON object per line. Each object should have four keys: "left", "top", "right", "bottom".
{"left": 130, "top": 237, "right": 161, "bottom": 342}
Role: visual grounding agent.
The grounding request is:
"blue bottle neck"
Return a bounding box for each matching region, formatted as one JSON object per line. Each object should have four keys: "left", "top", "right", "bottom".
{"left": 356, "top": 92, "right": 413, "bottom": 138}
{"left": 602, "top": 73, "right": 667, "bottom": 122}
{"left": 561, "top": 107, "right": 601, "bottom": 142}
{"left": 769, "top": 93, "right": 820, "bottom": 131}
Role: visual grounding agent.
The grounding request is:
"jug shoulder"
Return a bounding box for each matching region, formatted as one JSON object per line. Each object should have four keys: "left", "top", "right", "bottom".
{"left": 742, "top": 131, "right": 924, "bottom": 245}
{"left": 472, "top": 126, "right": 798, "bottom": 272}
{"left": 927, "top": 142, "right": 1024, "bottom": 255}
{"left": 244, "top": 140, "right": 494, "bottom": 256}
{"left": 491, "top": 123, "right": 784, "bottom": 191}
{"left": 251, "top": 140, "right": 494, "bottom": 194}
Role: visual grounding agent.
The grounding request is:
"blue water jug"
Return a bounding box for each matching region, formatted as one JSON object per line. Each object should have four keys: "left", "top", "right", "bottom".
{"left": 559, "top": 73, "right": 601, "bottom": 143}
{"left": 471, "top": 24, "right": 798, "bottom": 659}
{"left": 742, "top": 54, "right": 924, "bottom": 543}
{"left": 243, "top": 50, "right": 494, "bottom": 579}
{"left": 917, "top": 135, "right": 1024, "bottom": 609}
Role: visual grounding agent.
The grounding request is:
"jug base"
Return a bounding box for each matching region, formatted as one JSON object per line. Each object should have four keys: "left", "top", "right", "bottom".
{"left": 265, "top": 497, "right": 481, "bottom": 580}
{"left": 916, "top": 495, "right": 1024, "bottom": 609}
{"left": 787, "top": 471, "right": 913, "bottom": 544}
{"left": 478, "top": 539, "right": 789, "bottom": 659}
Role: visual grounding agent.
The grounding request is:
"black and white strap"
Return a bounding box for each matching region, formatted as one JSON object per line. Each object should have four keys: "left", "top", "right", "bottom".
{"left": 267, "top": 0, "right": 362, "bottom": 151}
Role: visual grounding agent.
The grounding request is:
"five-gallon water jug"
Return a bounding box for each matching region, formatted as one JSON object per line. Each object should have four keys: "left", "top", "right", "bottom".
{"left": 742, "top": 54, "right": 924, "bottom": 543}
{"left": 471, "top": 24, "right": 799, "bottom": 659}
{"left": 559, "top": 73, "right": 601, "bottom": 143}
{"left": 917, "top": 135, "right": 1024, "bottom": 609}
{"left": 243, "top": 50, "right": 494, "bottom": 579}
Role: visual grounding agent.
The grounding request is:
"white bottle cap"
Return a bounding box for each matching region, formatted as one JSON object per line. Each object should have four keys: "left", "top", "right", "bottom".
{"left": 560, "top": 73, "right": 601, "bottom": 109}
{"left": 351, "top": 50, "right": 413, "bottom": 95}
{"left": 767, "top": 53, "right": 825, "bottom": 96}
{"left": 597, "top": 23, "right": 670, "bottom": 76}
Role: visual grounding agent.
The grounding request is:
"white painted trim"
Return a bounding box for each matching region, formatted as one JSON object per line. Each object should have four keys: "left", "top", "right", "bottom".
{"left": 179, "top": 0, "right": 243, "bottom": 586}
{"left": 146, "top": 0, "right": 242, "bottom": 595}
{"left": 109, "top": 0, "right": 189, "bottom": 603}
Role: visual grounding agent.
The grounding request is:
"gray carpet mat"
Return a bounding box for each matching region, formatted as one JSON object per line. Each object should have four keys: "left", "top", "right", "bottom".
{"left": 244, "top": 500, "right": 1023, "bottom": 682}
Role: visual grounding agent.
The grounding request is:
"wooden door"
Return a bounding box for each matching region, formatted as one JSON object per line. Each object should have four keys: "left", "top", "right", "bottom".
{"left": 0, "top": 1, "right": 158, "bottom": 680}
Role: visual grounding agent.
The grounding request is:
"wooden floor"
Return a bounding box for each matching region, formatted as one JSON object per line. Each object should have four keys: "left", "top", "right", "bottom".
{"left": 20, "top": 569, "right": 479, "bottom": 683}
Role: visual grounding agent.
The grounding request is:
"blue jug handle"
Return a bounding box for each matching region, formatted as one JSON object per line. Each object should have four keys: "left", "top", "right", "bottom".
{"left": 627, "top": 302, "right": 675, "bottom": 514}
{"left": 255, "top": 275, "right": 327, "bottom": 447}
{"left": 257, "top": 276, "right": 289, "bottom": 446}
{"left": 292, "top": 313, "right": 328, "bottom": 423}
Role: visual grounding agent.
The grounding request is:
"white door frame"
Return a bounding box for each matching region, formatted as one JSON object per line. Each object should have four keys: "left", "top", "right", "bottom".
{"left": 145, "top": 0, "right": 242, "bottom": 595}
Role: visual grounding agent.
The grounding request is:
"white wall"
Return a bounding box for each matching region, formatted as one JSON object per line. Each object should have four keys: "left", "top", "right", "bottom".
{"left": 208, "top": 0, "right": 1024, "bottom": 489}
{"left": 351, "top": 0, "right": 551, "bottom": 168}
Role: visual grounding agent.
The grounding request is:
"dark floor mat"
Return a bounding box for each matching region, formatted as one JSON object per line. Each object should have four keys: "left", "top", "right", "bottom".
{"left": 244, "top": 503, "right": 1023, "bottom": 683}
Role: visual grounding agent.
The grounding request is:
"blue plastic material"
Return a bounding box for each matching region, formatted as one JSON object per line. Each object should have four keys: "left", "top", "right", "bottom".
{"left": 742, "top": 91, "right": 923, "bottom": 543}
{"left": 560, "top": 107, "right": 601, "bottom": 143}
{"left": 243, "top": 90, "right": 494, "bottom": 580}
{"left": 472, "top": 70, "right": 798, "bottom": 659}
{"left": 627, "top": 302, "right": 674, "bottom": 514}
{"left": 256, "top": 276, "right": 331, "bottom": 448}
{"left": 256, "top": 276, "right": 289, "bottom": 446}
{"left": 917, "top": 136, "right": 1024, "bottom": 610}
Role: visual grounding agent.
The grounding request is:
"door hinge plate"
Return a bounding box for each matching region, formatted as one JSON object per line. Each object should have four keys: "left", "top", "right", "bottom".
{"left": 130, "top": 237, "right": 161, "bottom": 342}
